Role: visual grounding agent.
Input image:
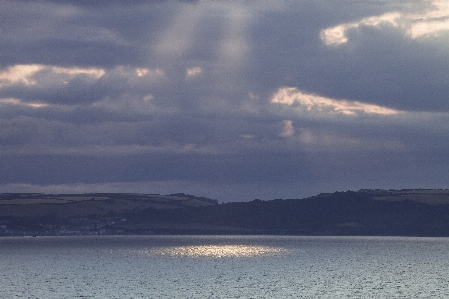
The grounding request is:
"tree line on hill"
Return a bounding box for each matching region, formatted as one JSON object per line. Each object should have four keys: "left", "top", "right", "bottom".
{"left": 128, "top": 191, "right": 449, "bottom": 236}
{"left": 1, "top": 190, "right": 449, "bottom": 236}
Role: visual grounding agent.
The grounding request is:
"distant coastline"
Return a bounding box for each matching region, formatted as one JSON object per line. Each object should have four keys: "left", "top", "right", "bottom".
{"left": 1, "top": 189, "right": 449, "bottom": 237}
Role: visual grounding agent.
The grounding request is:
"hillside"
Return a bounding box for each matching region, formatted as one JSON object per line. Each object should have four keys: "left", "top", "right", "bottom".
{"left": 1, "top": 189, "right": 449, "bottom": 236}
{"left": 0, "top": 193, "right": 217, "bottom": 218}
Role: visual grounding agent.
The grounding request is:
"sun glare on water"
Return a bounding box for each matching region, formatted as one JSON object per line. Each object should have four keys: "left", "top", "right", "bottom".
{"left": 154, "top": 245, "right": 286, "bottom": 258}
{"left": 124, "top": 245, "right": 287, "bottom": 258}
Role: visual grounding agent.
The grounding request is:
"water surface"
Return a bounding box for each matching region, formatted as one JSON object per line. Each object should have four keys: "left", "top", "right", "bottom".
{"left": 0, "top": 235, "right": 448, "bottom": 298}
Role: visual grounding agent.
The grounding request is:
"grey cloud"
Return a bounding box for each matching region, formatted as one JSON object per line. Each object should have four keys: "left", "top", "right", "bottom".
{"left": 247, "top": 1, "right": 449, "bottom": 112}
{"left": 2, "top": 148, "right": 448, "bottom": 201}
{"left": 39, "top": 0, "right": 199, "bottom": 8}
{"left": 323, "top": 26, "right": 449, "bottom": 111}
{"left": 0, "top": 1, "right": 170, "bottom": 68}
{"left": 1, "top": 0, "right": 448, "bottom": 200}
{"left": 1, "top": 79, "right": 99, "bottom": 105}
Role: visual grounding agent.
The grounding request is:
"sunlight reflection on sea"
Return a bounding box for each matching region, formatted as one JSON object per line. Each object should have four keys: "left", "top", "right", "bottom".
{"left": 120, "top": 244, "right": 288, "bottom": 258}
{"left": 1, "top": 235, "right": 449, "bottom": 298}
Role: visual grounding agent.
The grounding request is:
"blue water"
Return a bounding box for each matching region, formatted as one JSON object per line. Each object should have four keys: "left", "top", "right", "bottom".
{"left": 0, "top": 235, "right": 448, "bottom": 298}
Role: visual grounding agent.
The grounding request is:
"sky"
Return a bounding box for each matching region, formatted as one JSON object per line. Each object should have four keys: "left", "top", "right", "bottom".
{"left": 0, "top": 0, "right": 448, "bottom": 202}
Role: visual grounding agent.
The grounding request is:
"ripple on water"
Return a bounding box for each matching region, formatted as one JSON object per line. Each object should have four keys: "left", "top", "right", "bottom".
{"left": 0, "top": 236, "right": 448, "bottom": 298}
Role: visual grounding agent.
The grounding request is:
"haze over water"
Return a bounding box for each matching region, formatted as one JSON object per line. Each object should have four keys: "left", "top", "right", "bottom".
{"left": 1, "top": 235, "right": 448, "bottom": 298}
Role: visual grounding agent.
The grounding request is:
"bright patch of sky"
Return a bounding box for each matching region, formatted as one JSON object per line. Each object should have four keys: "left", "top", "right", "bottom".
{"left": 0, "top": 64, "right": 105, "bottom": 87}
{"left": 186, "top": 67, "right": 202, "bottom": 78}
{"left": 0, "top": 98, "right": 48, "bottom": 108}
{"left": 271, "top": 87, "right": 399, "bottom": 116}
{"left": 321, "top": 1, "right": 449, "bottom": 45}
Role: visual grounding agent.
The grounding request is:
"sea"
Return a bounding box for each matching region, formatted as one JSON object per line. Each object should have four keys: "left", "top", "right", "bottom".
{"left": 0, "top": 235, "right": 448, "bottom": 298}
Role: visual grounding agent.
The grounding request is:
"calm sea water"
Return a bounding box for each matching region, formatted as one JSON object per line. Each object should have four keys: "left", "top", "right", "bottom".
{"left": 0, "top": 235, "right": 448, "bottom": 298}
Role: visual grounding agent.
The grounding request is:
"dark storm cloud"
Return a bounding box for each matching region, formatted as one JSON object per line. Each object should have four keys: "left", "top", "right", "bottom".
{"left": 0, "top": 0, "right": 448, "bottom": 201}
{"left": 0, "top": 0, "right": 176, "bottom": 67}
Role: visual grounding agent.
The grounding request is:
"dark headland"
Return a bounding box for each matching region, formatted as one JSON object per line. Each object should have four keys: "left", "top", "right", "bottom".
{"left": 1, "top": 189, "right": 449, "bottom": 237}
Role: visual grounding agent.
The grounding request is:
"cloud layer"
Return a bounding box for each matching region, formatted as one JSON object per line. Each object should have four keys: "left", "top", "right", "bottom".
{"left": 1, "top": 0, "right": 448, "bottom": 201}
{"left": 320, "top": 1, "right": 449, "bottom": 45}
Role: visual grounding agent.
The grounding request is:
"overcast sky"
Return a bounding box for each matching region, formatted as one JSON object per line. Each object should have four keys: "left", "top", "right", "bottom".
{"left": 1, "top": 0, "right": 448, "bottom": 201}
